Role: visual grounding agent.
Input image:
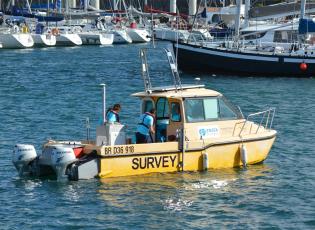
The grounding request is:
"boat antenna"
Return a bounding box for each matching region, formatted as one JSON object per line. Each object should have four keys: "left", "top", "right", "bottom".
{"left": 100, "top": 83, "right": 106, "bottom": 124}
{"left": 139, "top": 48, "right": 152, "bottom": 94}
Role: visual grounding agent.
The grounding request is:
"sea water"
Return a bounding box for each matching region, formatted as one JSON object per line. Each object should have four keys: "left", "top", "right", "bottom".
{"left": 0, "top": 43, "right": 314, "bottom": 229}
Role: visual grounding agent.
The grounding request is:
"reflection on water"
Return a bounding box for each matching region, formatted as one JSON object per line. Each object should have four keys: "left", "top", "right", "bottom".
{"left": 96, "top": 164, "right": 275, "bottom": 215}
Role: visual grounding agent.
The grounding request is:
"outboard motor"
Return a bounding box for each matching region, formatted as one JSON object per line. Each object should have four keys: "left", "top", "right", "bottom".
{"left": 51, "top": 145, "right": 77, "bottom": 180}
{"left": 12, "top": 144, "right": 37, "bottom": 176}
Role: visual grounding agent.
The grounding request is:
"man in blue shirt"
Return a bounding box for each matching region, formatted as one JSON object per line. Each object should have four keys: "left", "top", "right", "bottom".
{"left": 106, "top": 104, "right": 121, "bottom": 123}
{"left": 136, "top": 108, "right": 156, "bottom": 144}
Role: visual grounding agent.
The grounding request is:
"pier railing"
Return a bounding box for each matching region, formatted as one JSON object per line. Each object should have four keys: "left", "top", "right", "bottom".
{"left": 233, "top": 108, "right": 276, "bottom": 137}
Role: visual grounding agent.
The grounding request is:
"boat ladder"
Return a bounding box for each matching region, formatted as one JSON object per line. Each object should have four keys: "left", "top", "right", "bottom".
{"left": 140, "top": 48, "right": 153, "bottom": 94}
{"left": 164, "top": 48, "right": 182, "bottom": 91}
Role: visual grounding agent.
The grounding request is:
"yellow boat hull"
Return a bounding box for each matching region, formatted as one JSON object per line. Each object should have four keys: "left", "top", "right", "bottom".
{"left": 98, "top": 134, "right": 276, "bottom": 178}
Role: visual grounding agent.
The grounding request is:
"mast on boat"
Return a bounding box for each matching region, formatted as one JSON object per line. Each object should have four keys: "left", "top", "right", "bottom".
{"left": 170, "top": 0, "right": 176, "bottom": 14}
{"left": 300, "top": 0, "right": 306, "bottom": 19}
{"left": 234, "top": 0, "right": 242, "bottom": 43}
{"left": 244, "top": 0, "right": 250, "bottom": 28}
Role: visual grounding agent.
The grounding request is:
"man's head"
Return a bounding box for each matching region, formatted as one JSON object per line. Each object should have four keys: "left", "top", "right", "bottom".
{"left": 113, "top": 104, "right": 121, "bottom": 112}
{"left": 149, "top": 108, "right": 156, "bottom": 115}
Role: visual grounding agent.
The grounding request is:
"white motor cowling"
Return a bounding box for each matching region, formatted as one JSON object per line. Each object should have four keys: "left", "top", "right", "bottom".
{"left": 13, "top": 144, "right": 37, "bottom": 175}
{"left": 51, "top": 145, "right": 77, "bottom": 180}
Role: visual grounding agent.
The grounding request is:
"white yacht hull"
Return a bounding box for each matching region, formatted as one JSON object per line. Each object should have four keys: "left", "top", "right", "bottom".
{"left": 126, "top": 28, "right": 151, "bottom": 43}
{"left": 0, "top": 33, "right": 34, "bottom": 48}
{"left": 32, "top": 34, "right": 56, "bottom": 47}
{"left": 55, "top": 33, "right": 82, "bottom": 46}
{"left": 113, "top": 30, "right": 132, "bottom": 44}
{"left": 79, "top": 32, "right": 114, "bottom": 45}
{"left": 154, "top": 28, "right": 189, "bottom": 42}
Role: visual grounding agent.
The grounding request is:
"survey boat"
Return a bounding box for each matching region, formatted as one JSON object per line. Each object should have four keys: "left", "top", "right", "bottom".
{"left": 12, "top": 49, "right": 277, "bottom": 181}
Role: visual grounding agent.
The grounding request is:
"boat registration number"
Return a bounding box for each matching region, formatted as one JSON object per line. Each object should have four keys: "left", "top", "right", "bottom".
{"left": 103, "top": 146, "right": 135, "bottom": 155}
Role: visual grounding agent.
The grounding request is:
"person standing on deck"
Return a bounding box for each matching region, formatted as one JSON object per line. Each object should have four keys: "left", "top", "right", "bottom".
{"left": 136, "top": 108, "right": 156, "bottom": 144}
{"left": 106, "top": 104, "right": 121, "bottom": 123}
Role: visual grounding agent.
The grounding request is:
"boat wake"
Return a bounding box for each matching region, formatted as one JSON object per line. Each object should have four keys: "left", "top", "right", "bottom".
{"left": 163, "top": 198, "right": 193, "bottom": 212}
{"left": 186, "top": 179, "right": 236, "bottom": 191}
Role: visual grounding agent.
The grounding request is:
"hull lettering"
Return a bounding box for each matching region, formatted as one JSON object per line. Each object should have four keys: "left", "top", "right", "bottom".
{"left": 132, "top": 155, "right": 177, "bottom": 170}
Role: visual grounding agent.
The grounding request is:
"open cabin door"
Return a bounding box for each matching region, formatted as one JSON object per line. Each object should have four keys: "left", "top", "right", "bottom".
{"left": 155, "top": 97, "right": 169, "bottom": 142}
{"left": 167, "top": 99, "right": 184, "bottom": 141}
{"left": 155, "top": 97, "right": 184, "bottom": 142}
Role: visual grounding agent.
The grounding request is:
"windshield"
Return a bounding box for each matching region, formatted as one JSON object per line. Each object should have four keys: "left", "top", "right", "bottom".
{"left": 184, "top": 96, "right": 243, "bottom": 122}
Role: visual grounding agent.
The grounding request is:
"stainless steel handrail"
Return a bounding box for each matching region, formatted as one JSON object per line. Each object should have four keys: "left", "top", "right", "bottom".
{"left": 233, "top": 108, "right": 276, "bottom": 137}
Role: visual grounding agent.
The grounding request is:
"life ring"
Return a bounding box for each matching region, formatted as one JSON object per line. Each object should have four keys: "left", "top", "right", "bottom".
{"left": 13, "top": 25, "right": 19, "bottom": 33}
{"left": 51, "top": 28, "right": 59, "bottom": 36}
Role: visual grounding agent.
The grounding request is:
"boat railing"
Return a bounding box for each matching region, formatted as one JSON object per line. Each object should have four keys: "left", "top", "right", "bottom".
{"left": 233, "top": 108, "right": 276, "bottom": 137}
{"left": 186, "top": 33, "right": 206, "bottom": 45}
{"left": 186, "top": 33, "right": 236, "bottom": 48}
{"left": 185, "top": 34, "right": 296, "bottom": 54}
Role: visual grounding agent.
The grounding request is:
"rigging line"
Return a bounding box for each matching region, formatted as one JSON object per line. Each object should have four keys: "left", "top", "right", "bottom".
{"left": 176, "top": 6, "right": 179, "bottom": 67}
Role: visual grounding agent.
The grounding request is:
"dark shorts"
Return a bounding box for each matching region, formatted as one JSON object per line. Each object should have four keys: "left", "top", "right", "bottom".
{"left": 136, "top": 132, "right": 149, "bottom": 144}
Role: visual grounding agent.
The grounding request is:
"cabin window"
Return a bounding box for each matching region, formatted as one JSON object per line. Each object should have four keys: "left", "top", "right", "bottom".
{"left": 171, "top": 102, "right": 181, "bottom": 122}
{"left": 185, "top": 99, "right": 205, "bottom": 122}
{"left": 218, "top": 97, "right": 239, "bottom": 119}
{"left": 184, "top": 97, "right": 241, "bottom": 122}
{"left": 274, "top": 31, "right": 298, "bottom": 43}
{"left": 204, "top": 98, "right": 218, "bottom": 119}
{"left": 242, "top": 31, "right": 267, "bottom": 40}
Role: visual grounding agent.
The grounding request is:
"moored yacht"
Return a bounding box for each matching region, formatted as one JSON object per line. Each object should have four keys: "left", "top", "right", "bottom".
{"left": 79, "top": 32, "right": 114, "bottom": 45}
{"left": 126, "top": 22, "right": 151, "bottom": 43}
{"left": 154, "top": 26, "right": 190, "bottom": 42}
{"left": 78, "top": 23, "right": 114, "bottom": 45}
{"left": 113, "top": 28, "right": 132, "bottom": 44}
{"left": 0, "top": 26, "right": 34, "bottom": 48}
{"left": 54, "top": 26, "right": 82, "bottom": 46}
{"left": 32, "top": 24, "right": 56, "bottom": 47}
{"left": 174, "top": 0, "right": 315, "bottom": 77}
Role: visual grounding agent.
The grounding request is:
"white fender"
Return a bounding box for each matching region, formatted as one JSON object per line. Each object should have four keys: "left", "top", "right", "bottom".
{"left": 13, "top": 25, "right": 19, "bottom": 33}
{"left": 240, "top": 144, "right": 247, "bottom": 167}
{"left": 202, "top": 152, "right": 208, "bottom": 171}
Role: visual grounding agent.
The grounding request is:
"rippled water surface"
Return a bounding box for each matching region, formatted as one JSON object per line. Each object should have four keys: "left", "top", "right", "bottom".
{"left": 1, "top": 43, "right": 315, "bottom": 229}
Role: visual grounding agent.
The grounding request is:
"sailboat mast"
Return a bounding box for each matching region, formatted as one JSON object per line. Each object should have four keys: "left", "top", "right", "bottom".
{"left": 170, "top": 0, "right": 176, "bottom": 14}
{"left": 234, "top": 0, "right": 241, "bottom": 38}
{"left": 189, "top": 0, "right": 197, "bottom": 16}
{"left": 244, "top": 0, "right": 250, "bottom": 28}
{"left": 25, "top": 0, "right": 32, "bottom": 13}
{"left": 84, "top": 0, "right": 88, "bottom": 12}
{"left": 113, "top": 0, "right": 117, "bottom": 10}
{"left": 300, "top": 0, "right": 306, "bottom": 19}
{"left": 66, "top": 0, "right": 69, "bottom": 14}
